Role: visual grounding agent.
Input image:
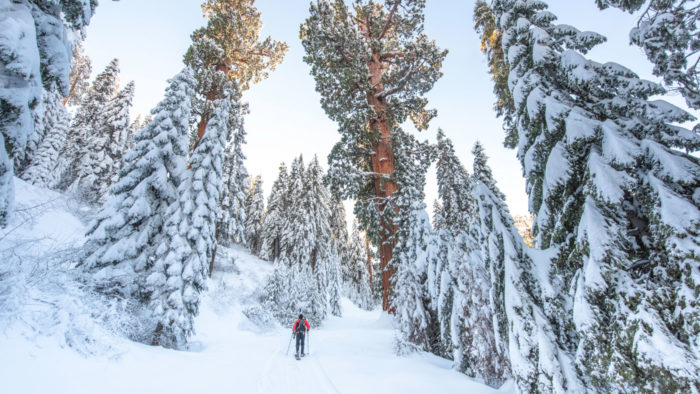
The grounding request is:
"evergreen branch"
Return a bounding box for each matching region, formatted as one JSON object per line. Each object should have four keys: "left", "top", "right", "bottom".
{"left": 377, "top": 64, "right": 415, "bottom": 99}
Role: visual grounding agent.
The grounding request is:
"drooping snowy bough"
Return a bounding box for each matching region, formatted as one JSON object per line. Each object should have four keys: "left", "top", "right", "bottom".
{"left": 489, "top": 0, "right": 700, "bottom": 392}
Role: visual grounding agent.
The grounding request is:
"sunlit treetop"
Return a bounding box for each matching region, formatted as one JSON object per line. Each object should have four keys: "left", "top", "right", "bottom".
{"left": 186, "top": 0, "right": 289, "bottom": 93}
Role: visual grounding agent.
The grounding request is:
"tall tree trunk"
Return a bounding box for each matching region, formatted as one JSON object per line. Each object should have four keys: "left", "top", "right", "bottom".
{"left": 62, "top": 78, "right": 80, "bottom": 106}
{"left": 365, "top": 234, "right": 373, "bottom": 294}
{"left": 191, "top": 63, "right": 229, "bottom": 155}
{"left": 209, "top": 242, "right": 218, "bottom": 278}
{"left": 367, "top": 53, "right": 398, "bottom": 313}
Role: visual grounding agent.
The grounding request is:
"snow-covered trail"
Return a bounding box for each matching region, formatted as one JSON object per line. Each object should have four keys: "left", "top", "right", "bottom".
{"left": 2, "top": 254, "right": 510, "bottom": 394}
{"left": 205, "top": 246, "right": 511, "bottom": 394}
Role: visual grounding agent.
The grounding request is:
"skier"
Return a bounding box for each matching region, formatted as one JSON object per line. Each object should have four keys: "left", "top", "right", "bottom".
{"left": 292, "top": 314, "right": 310, "bottom": 359}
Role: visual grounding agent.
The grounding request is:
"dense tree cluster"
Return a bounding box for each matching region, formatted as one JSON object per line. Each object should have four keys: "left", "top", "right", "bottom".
{"left": 261, "top": 156, "right": 374, "bottom": 325}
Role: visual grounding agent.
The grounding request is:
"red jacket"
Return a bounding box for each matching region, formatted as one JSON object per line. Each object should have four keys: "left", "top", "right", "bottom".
{"left": 293, "top": 318, "right": 310, "bottom": 332}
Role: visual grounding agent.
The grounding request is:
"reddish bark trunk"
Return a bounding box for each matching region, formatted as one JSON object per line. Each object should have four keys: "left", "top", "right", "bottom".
{"left": 190, "top": 63, "right": 229, "bottom": 157}
{"left": 367, "top": 52, "right": 398, "bottom": 313}
{"left": 62, "top": 78, "right": 80, "bottom": 106}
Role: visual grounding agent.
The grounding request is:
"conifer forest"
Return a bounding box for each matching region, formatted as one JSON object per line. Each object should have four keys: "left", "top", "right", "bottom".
{"left": 0, "top": 1, "right": 698, "bottom": 393}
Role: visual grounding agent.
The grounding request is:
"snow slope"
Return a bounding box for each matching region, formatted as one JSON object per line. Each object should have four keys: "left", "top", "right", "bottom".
{"left": 0, "top": 179, "right": 513, "bottom": 394}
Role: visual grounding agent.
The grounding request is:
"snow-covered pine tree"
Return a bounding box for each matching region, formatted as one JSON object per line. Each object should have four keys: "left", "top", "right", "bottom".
{"left": 21, "top": 89, "right": 70, "bottom": 188}
{"left": 347, "top": 221, "right": 374, "bottom": 310}
{"left": 431, "top": 130, "right": 476, "bottom": 359}
{"left": 97, "top": 80, "right": 135, "bottom": 200}
{"left": 307, "top": 156, "right": 340, "bottom": 317}
{"left": 58, "top": 58, "right": 120, "bottom": 199}
{"left": 389, "top": 130, "right": 436, "bottom": 355}
{"left": 280, "top": 156, "right": 313, "bottom": 267}
{"left": 260, "top": 162, "right": 289, "bottom": 261}
{"left": 429, "top": 210, "right": 451, "bottom": 358}
{"left": 451, "top": 142, "right": 511, "bottom": 387}
{"left": 262, "top": 259, "right": 292, "bottom": 322}
{"left": 470, "top": 141, "right": 556, "bottom": 391}
{"left": 328, "top": 247, "right": 343, "bottom": 317}
{"left": 0, "top": 0, "right": 96, "bottom": 226}
{"left": 433, "top": 132, "right": 507, "bottom": 386}
{"left": 302, "top": 0, "right": 447, "bottom": 311}
{"left": 305, "top": 158, "right": 332, "bottom": 276}
{"left": 82, "top": 68, "right": 195, "bottom": 300}
{"left": 148, "top": 93, "right": 231, "bottom": 349}
{"left": 183, "top": 1, "right": 281, "bottom": 267}
{"left": 244, "top": 175, "right": 265, "bottom": 255}
{"left": 597, "top": 0, "right": 700, "bottom": 122}
{"left": 216, "top": 94, "right": 248, "bottom": 245}
{"left": 490, "top": 0, "right": 700, "bottom": 391}
{"left": 287, "top": 263, "right": 324, "bottom": 326}
{"left": 329, "top": 194, "right": 351, "bottom": 284}
{"left": 63, "top": 39, "right": 92, "bottom": 107}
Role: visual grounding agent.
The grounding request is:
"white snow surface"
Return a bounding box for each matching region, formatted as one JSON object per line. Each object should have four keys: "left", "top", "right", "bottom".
{"left": 0, "top": 179, "right": 512, "bottom": 394}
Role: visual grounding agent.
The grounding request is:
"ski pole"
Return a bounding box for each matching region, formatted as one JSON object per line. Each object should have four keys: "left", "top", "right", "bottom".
{"left": 286, "top": 331, "right": 294, "bottom": 355}
{"left": 307, "top": 330, "right": 310, "bottom": 355}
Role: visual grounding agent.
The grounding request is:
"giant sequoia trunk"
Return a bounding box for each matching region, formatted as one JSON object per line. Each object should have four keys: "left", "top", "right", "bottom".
{"left": 367, "top": 53, "right": 398, "bottom": 312}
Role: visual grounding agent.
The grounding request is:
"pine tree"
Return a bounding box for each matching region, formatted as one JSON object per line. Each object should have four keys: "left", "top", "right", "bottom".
{"left": 98, "top": 80, "right": 135, "bottom": 200}
{"left": 280, "top": 156, "right": 313, "bottom": 267}
{"left": 328, "top": 248, "right": 343, "bottom": 317}
{"left": 22, "top": 89, "right": 70, "bottom": 188}
{"left": 347, "top": 221, "right": 374, "bottom": 310}
{"left": 244, "top": 175, "right": 265, "bottom": 255}
{"left": 308, "top": 156, "right": 342, "bottom": 317}
{"left": 489, "top": 0, "right": 700, "bottom": 391}
{"left": 0, "top": 0, "right": 96, "bottom": 226}
{"left": 470, "top": 143, "right": 549, "bottom": 391}
{"left": 431, "top": 130, "right": 475, "bottom": 359}
{"left": 389, "top": 130, "right": 435, "bottom": 354}
{"left": 184, "top": 0, "right": 285, "bottom": 266}
{"left": 260, "top": 163, "right": 289, "bottom": 261}
{"left": 63, "top": 39, "right": 92, "bottom": 107}
{"left": 451, "top": 142, "right": 511, "bottom": 387}
{"left": 329, "top": 194, "right": 351, "bottom": 284}
{"left": 82, "top": 68, "right": 195, "bottom": 300}
{"left": 148, "top": 93, "right": 230, "bottom": 348}
{"left": 306, "top": 157, "right": 334, "bottom": 276}
{"left": 59, "top": 58, "right": 120, "bottom": 199}
{"left": 302, "top": 0, "right": 447, "bottom": 311}
{"left": 262, "top": 260, "right": 293, "bottom": 322}
{"left": 216, "top": 94, "right": 248, "bottom": 245}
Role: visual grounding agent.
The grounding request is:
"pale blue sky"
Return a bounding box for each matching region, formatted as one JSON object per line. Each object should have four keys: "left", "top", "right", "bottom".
{"left": 84, "top": 0, "right": 695, "bottom": 218}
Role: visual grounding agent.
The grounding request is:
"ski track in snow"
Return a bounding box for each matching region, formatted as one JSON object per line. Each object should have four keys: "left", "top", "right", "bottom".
{"left": 0, "top": 179, "right": 512, "bottom": 394}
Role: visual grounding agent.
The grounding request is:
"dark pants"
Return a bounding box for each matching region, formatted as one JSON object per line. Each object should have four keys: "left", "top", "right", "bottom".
{"left": 295, "top": 331, "right": 305, "bottom": 355}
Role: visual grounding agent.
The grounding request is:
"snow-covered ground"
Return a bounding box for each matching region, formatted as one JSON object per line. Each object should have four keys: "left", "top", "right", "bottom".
{"left": 0, "top": 179, "right": 513, "bottom": 394}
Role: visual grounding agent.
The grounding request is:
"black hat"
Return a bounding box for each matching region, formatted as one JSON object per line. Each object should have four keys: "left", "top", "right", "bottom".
{"left": 299, "top": 314, "right": 303, "bottom": 319}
